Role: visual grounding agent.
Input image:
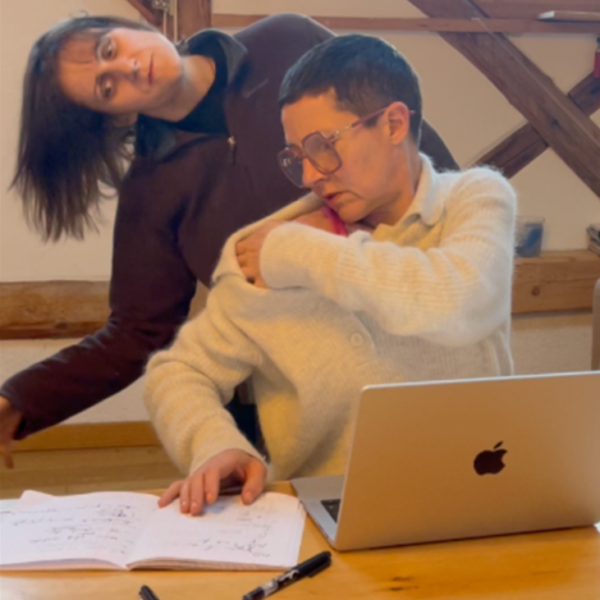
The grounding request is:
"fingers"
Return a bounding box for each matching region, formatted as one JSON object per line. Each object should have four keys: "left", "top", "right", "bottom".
{"left": 158, "top": 480, "right": 184, "bottom": 508}
{"left": 235, "top": 240, "right": 250, "bottom": 260}
{"left": 188, "top": 469, "right": 207, "bottom": 516}
{"left": 238, "top": 259, "right": 264, "bottom": 287}
{"left": 203, "top": 468, "right": 221, "bottom": 506}
{"left": 241, "top": 459, "right": 267, "bottom": 504}
{"left": 159, "top": 452, "right": 266, "bottom": 516}
{"left": 159, "top": 470, "right": 219, "bottom": 516}
{"left": 253, "top": 276, "right": 267, "bottom": 289}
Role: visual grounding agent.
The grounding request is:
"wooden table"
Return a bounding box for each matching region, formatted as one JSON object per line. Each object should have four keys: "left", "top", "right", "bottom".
{"left": 1, "top": 484, "right": 599, "bottom": 600}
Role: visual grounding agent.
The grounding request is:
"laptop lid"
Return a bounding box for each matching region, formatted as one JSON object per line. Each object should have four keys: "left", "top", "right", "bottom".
{"left": 330, "top": 372, "right": 600, "bottom": 550}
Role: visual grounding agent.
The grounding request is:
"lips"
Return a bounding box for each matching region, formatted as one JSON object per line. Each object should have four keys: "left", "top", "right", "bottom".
{"left": 324, "top": 192, "right": 342, "bottom": 204}
{"left": 148, "top": 55, "right": 154, "bottom": 84}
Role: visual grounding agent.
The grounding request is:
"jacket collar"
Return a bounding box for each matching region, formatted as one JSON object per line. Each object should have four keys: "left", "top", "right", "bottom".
{"left": 397, "top": 154, "right": 445, "bottom": 228}
{"left": 182, "top": 28, "right": 247, "bottom": 87}
{"left": 135, "top": 29, "right": 248, "bottom": 162}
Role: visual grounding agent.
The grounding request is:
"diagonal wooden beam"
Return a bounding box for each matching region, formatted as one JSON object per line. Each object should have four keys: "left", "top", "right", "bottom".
{"left": 178, "top": 0, "right": 212, "bottom": 39}
{"left": 476, "top": 73, "right": 600, "bottom": 176}
{"left": 125, "top": 0, "right": 161, "bottom": 26}
{"left": 408, "top": 0, "right": 600, "bottom": 197}
{"left": 570, "top": 71, "right": 600, "bottom": 115}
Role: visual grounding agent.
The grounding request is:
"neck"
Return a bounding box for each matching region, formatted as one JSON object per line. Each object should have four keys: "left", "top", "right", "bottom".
{"left": 144, "top": 54, "right": 216, "bottom": 122}
{"left": 364, "top": 146, "right": 423, "bottom": 228}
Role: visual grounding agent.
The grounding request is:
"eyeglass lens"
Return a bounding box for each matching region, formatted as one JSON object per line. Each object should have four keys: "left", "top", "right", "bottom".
{"left": 280, "top": 133, "right": 341, "bottom": 187}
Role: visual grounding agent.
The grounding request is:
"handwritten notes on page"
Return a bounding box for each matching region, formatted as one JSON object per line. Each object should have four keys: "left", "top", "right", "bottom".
{"left": 0, "top": 490, "right": 305, "bottom": 571}
{"left": 0, "top": 499, "right": 18, "bottom": 529}
{"left": 0, "top": 491, "right": 157, "bottom": 570}
{"left": 129, "top": 492, "right": 306, "bottom": 570}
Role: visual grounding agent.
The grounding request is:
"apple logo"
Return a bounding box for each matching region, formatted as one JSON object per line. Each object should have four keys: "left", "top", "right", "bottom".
{"left": 473, "top": 442, "right": 507, "bottom": 476}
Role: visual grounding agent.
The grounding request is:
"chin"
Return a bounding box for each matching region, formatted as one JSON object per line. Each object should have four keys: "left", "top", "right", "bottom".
{"left": 337, "top": 206, "right": 365, "bottom": 225}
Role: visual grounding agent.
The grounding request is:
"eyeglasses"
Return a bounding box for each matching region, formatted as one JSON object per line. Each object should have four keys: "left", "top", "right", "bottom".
{"left": 277, "top": 107, "right": 388, "bottom": 189}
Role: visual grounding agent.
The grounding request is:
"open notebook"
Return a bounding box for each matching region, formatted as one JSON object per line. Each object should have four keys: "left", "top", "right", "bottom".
{"left": 0, "top": 490, "right": 305, "bottom": 571}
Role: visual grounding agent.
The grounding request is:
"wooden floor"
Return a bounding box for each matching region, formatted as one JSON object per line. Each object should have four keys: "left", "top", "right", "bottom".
{"left": 0, "top": 446, "right": 181, "bottom": 499}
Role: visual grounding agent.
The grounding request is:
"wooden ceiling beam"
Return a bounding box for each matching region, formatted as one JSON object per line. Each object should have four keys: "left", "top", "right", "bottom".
{"left": 124, "top": 0, "right": 161, "bottom": 26}
{"left": 472, "top": 0, "right": 600, "bottom": 20}
{"left": 178, "top": 0, "right": 211, "bottom": 39}
{"left": 210, "top": 14, "right": 600, "bottom": 34}
{"left": 408, "top": 0, "right": 600, "bottom": 198}
{"left": 476, "top": 73, "right": 600, "bottom": 176}
{"left": 125, "top": 1, "right": 212, "bottom": 38}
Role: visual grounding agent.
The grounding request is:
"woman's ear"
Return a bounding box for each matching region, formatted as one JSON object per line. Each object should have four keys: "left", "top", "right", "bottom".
{"left": 385, "top": 102, "right": 411, "bottom": 145}
{"left": 112, "top": 113, "right": 138, "bottom": 128}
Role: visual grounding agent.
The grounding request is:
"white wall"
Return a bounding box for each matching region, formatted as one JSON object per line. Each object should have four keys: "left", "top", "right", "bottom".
{"left": 215, "top": 0, "right": 600, "bottom": 250}
{"left": 0, "top": 311, "right": 593, "bottom": 425}
{"left": 0, "top": 0, "right": 137, "bottom": 282}
{"left": 0, "top": 0, "right": 598, "bottom": 425}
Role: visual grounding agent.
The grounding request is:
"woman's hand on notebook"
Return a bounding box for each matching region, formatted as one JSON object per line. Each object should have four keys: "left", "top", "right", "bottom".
{"left": 158, "top": 449, "right": 267, "bottom": 516}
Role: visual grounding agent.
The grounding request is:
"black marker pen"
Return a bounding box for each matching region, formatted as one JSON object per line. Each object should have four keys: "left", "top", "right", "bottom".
{"left": 242, "top": 551, "right": 332, "bottom": 600}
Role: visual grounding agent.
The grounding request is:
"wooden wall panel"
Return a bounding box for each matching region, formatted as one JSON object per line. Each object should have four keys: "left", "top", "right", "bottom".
{"left": 1, "top": 254, "right": 599, "bottom": 341}
{"left": 13, "top": 422, "right": 159, "bottom": 452}
{"left": 0, "top": 281, "right": 208, "bottom": 340}
{"left": 512, "top": 251, "right": 600, "bottom": 314}
{"left": 0, "top": 281, "right": 110, "bottom": 340}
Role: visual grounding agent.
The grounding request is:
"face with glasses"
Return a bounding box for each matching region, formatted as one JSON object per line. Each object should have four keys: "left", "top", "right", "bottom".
{"left": 280, "top": 91, "right": 414, "bottom": 227}
{"left": 57, "top": 28, "right": 185, "bottom": 116}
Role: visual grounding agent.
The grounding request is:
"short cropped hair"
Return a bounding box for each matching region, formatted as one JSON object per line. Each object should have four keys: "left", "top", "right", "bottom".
{"left": 279, "top": 34, "right": 423, "bottom": 143}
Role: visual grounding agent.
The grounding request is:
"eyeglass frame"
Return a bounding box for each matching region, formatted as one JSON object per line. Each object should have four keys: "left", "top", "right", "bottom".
{"left": 277, "top": 104, "right": 414, "bottom": 188}
{"left": 277, "top": 107, "right": 390, "bottom": 188}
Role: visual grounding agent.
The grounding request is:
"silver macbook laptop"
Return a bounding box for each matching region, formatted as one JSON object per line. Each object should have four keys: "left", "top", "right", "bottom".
{"left": 291, "top": 372, "right": 600, "bottom": 551}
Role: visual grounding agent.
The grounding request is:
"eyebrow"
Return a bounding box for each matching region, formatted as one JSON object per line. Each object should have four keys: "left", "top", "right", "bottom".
{"left": 92, "top": 35, "right": 107, "bottom": 102}
{"left": 93, "top": 36, "right": 103, "bottom": 59}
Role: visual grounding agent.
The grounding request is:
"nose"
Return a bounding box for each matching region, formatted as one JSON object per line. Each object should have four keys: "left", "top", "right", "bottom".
{"left": 105, "top": 57, "right": 140, "bottom": 80}
{"left": 301, "top": 158, "right": 326, "bottom": 189}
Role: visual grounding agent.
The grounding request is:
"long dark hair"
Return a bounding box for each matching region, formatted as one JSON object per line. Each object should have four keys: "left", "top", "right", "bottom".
{"left": 12, "top": 16, "right": 158, "bottom": 241}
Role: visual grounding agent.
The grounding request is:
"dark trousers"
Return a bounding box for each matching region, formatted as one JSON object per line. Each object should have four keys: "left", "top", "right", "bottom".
{"left": 226, "top": 384, "right": 260, "bottom": 447}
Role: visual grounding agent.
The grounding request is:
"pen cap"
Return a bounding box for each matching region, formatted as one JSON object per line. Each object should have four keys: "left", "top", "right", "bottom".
{"left": 300, "top": 550, "right": 332, "bottom": 576}
{"left": 308, "top": 556, "right": 332, "bottom": 577}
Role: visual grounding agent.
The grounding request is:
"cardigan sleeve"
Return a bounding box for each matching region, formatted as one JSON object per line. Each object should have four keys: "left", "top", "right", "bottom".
{"left": 260, "top": 169, "right": 516, "bottom": 347}
{"left": 144, "top": 285, "right": 264, "bottom": 475}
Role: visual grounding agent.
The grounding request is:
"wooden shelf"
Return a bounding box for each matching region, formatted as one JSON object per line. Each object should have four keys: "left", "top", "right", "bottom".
{"left": 513, "top": 250, "right": 600, "bottom": 314}
{"left": 0, "top": 251, "right": 598, "bottom": 340}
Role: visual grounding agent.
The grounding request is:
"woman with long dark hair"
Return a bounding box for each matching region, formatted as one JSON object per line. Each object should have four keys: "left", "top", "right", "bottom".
{"left": 0, "top": 13, "right": 458, "bottom": 465}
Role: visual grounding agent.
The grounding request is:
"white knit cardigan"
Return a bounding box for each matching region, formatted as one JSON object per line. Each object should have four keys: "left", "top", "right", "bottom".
{"left": 145, "top": 155, "right": 517, "bottom": 481}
